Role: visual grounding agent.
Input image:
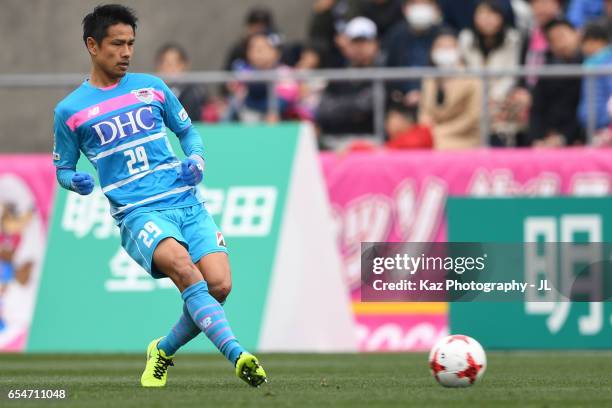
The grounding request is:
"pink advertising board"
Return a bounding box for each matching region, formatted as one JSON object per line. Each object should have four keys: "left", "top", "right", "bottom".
{"left": 321, "top": 148, "right": 612, "bottom": 351}
{"left": 0, "top": 155, "right": 55, "bottom": 351}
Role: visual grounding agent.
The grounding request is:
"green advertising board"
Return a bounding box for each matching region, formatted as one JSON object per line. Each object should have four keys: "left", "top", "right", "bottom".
{"left": 448, "top": 197, "right": 612, "bottom": 349}
{"left": 28, "top": 123, "right": 355, "bottom": 353}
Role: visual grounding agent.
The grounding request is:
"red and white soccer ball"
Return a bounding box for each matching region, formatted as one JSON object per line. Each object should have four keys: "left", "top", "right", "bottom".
{"left": 428, "top": 334, "right": 487, "bottom": 387}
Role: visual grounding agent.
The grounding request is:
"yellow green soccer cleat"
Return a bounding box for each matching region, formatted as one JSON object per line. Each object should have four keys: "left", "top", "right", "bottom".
{"left": 235, "top": 352, "right": 267, "bottom": 387}
{"left": 140, "top": 337, "right": 174, "bottom": 387}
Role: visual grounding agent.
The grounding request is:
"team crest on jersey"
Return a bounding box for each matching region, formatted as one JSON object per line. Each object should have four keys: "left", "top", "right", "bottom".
{"left": 88, "top": 106, "right": 100, "bottom": 118}
{"left": 216, "top": 231, "right": 226, "bottom": 247}
{"left": 131, "top": 88, "right": 155, "bottom": 104}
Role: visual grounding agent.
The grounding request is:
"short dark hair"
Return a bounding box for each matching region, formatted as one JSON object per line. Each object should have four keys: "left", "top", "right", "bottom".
{"left": 582, "top": 22, "right": 610, "bottom": 42}
{"left": 245, "top": 7, "right": 273, "bottom": 26}
{"left": 155, "top": 43, "right": 190, "bottom": 64}
{"left": 543, "top": 18, "right": 574, "bottom": 36}
{"left": 82, "top": 4, "right": 138, "bottom": 45}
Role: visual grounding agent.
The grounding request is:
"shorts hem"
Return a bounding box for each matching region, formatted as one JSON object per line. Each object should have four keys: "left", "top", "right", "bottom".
{"left": 149, "top": 234, "right": 189, "bottom": 279}
{"left": 193, "top": 248, "right": 228, "bottom": 264}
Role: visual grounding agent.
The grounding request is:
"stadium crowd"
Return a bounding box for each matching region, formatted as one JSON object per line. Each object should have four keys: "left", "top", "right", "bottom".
{"left": 155, "top": 0, "right": 612, "bottom": 150}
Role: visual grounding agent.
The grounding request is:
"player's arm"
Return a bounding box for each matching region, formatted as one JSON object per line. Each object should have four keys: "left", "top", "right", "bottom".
{"left": 159, "top": 79, "right": 205, "bottom": 186}
{"left": 53, "top": 110, "right": 95, "bottom": 195}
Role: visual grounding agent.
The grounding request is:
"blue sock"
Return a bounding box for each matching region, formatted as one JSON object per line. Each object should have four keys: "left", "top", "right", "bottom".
{"left": 158, "top": 304, "right": 200, "bottom": 356}
{"left": 182, "top": 281, "right": 246, "bottom": 364}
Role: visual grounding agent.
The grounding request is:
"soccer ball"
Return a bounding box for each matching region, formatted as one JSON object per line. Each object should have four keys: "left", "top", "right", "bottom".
{"left": 428, "top": 334, "right": 486, "bottom": 387}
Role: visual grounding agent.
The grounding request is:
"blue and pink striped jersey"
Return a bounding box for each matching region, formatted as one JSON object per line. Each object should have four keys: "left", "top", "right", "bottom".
{"left": 53, "top": 73, "right": 203, "bottom": 221}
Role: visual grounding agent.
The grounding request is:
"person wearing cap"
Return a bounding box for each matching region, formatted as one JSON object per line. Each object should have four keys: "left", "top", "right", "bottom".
{"left": 316, "top": 17, "right": 383, "bottom": 148}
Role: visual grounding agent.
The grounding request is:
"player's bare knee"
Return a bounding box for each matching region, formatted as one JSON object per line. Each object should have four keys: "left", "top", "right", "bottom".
{"left": 210, "top": 279, "right": 232, "bottom": 303}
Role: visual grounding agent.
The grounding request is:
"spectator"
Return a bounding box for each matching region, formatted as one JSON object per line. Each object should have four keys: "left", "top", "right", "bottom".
{"left": 521, "top": 0, "right": 564, "bottom": 89}
{"left": 566, "top": 0, "right": 604, "bottom": 29}
{"left": 155, "top": 43, "right": 207, "bottom": 121}
{"left": 295, "top": 42, "right": 328, "bottom": 119}
{"left": 223, "top": 7, "right": 278, "bottom": 71}
{"left": 459, "top": 0, "right": 524, "bottom": 145}
{"left": 579, "top": 22, "right": 612, "bottom": 136}
{"left": 419, "top": 30, "right": 483, "bottom": 149}
{"left": 383, "top": 0, "right": 444, "bottom": 107}
{"left": 528, "top": 19, "right": 584, "bottom": 147}
{"left": 316, "top": 17, "right": 382, "bottom": 148}
{"left": 511, "top": 0, "right": 534, "bottom": 37}
{"left": 307, "top": 0, "right": 356, "bottom": 68}
{"left": 226, "top": 33, "right": 301, "bottom": 123}
{"left": 437, "top": 0, "right": 515, "bottom": 31}
{"left": 385, "top": 105, "right": 434, "bottom": 149}
{"left": 350, "top": 0, "right": 405, "bottom": 37}
{"left": 594, "top": 0, "right": 612, "bottom": 40}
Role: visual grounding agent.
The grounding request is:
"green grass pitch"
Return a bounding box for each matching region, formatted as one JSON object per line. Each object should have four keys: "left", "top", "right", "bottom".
{"left": 1, "top": 352, "right": 611, "bottom": 407}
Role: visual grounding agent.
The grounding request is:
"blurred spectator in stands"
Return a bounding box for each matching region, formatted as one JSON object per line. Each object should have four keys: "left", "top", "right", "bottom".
{"left": 511, "top": 0, "right": 535, "bottom": 36}
{"left": 566, "top": 0, "right": 604, "bottom": 29}
{"left": 459, "top": 0, "right": 525, "bottom": 146}
{"left": 593, "top": 0, "right": 612, "bottom": 42}
{"left": 579, "top": 21, "right": 612, "bottom": 140}
{"left": 520, "top": 0, "right": 564, "bottom": 90}
{"left": 528, "top": 19, "right": 584, "bottom": 147}
{"left": 226, "top": 33, "right": 302, "bottom": 123}
{"left": 223, "top": 7, "right": 278, "bottom": 71}
{"left": 307, "top": 0, "right": 358, "bottom": 68}
{"left": 383, "top": 0, "right": 444, "bottom": 108}
{"left": 385, "top": 104, "right": 434, "bottom": 149}
{"left": 155, "top": 43, "right": 207, "bottom": 121}
{"left": 351, "top": 0, "right": 405, "bottom": 37}
{"left": 316, "top": 17, "right": 383, "bottom": 149}
{"left": 437, "top": 0, "right": 516, "bottom": 31}
{"left": 295, "top": 42, "right": 328, "bottom": 120}
{"left": 420, "top": 29, "right": 482, "bottom": 149}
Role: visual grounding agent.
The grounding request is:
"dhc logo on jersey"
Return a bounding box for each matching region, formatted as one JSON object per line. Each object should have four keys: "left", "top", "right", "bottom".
{"left": 92, "top": 106, "right": 156, "bottom": 145}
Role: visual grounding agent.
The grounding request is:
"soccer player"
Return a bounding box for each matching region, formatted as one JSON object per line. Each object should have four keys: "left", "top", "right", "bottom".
{"left": 52, "top": 4, "right": 266, "bottom": 388}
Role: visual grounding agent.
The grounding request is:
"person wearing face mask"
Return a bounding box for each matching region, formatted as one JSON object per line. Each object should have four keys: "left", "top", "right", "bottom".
{"left": 419, "top": 29, "right": 483, "bottom": 149}
{"left": 383, "top": 0, "right": 445, "bottom": 108}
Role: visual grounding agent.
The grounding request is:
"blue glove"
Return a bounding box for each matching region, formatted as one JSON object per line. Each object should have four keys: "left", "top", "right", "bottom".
{"left": 180, "top": 156, "right": 204, "bottom": 186}
{"left": 71, "top": 172, "right": 95, "bottom": 195}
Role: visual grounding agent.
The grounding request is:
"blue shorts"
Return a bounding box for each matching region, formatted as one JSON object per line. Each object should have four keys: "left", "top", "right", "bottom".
{"left": 120, "top": 203, "right": 228, "bottom": 279}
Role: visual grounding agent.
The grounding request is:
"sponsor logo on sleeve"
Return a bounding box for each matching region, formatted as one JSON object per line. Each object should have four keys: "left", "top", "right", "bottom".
{"left": 178, "top": 108, "right": 189, "bottom": 122}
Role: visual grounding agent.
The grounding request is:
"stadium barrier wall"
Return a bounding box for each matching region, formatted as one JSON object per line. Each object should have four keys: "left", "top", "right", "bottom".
{"left": 0, "top": 156, "right": 54, "bottom": 351}
{"left": 26, "top": 123, "right": 356, "bottom": 353}
{"left": 0, "top": 125, "right": 611, "bottom": 352}
{"left": 320, "top": 148, "right": 612, "bottom": 351}
{"left": 448, "top": 197, "right": 612, "bottom": 349}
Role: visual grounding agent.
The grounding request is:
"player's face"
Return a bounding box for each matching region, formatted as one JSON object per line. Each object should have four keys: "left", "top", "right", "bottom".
{"left": 88, "top": 23, "right": 135, "bottom": 79}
